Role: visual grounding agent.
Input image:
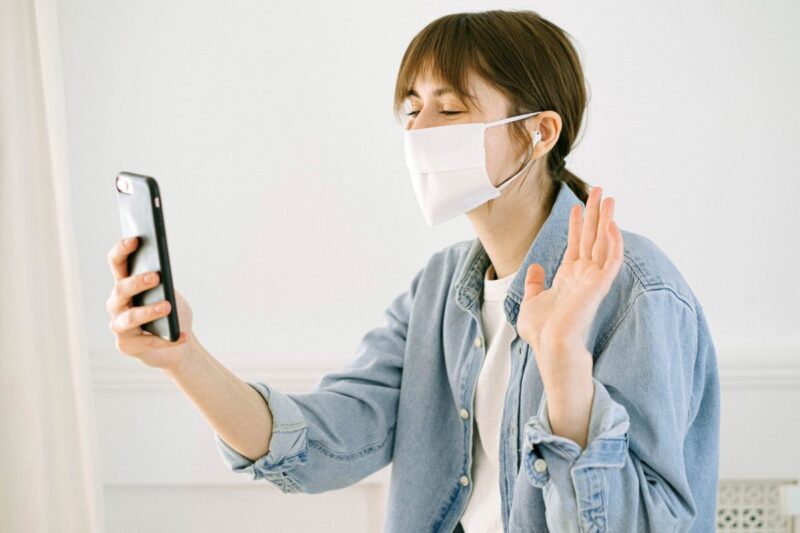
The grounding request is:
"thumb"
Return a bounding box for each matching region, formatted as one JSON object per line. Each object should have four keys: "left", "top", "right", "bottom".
{"left": 524, "top": 263, "right": 546, "bottom": 298}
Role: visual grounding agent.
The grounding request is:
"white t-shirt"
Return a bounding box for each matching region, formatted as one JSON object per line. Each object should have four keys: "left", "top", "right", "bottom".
{"left": 460, "top": 263, "right": 518, "bottom": 533}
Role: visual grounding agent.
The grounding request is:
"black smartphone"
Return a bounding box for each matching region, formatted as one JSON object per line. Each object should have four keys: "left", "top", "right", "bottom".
{"left": 115, "top": 171, "right": 180, "bottom": 342}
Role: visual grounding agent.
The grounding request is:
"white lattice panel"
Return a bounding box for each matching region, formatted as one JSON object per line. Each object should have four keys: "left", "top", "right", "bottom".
{"left": 717, "top": 480, "right": 797, "bottom": 532}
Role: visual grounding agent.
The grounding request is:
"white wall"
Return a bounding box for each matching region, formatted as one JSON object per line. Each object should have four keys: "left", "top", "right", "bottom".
{"left": 56, "top": 0, "right": 800, "bottom": 531}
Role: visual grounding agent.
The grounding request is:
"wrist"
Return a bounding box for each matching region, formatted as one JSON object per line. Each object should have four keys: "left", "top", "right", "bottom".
{"left": 535, "top": 343, "right": 593, "bottom": 382}
{"left": 544, "top": 369, "right": 594, "bottom": 408}
{"left": 163, "top": 331, "right": 202, "bottom": 378}
{"left": 546, "top": 377, "right": 595, "bottom": 449}
{"left": 535, "top": 334, "right": 587, "bottom": 358}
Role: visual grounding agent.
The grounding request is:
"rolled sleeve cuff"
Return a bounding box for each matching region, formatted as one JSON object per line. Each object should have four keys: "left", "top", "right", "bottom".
{"left": 214, "top": 381, "right": 308, "bottom": 492}
{"left": 523, "top": 377, "right": 630, "bottom": 488}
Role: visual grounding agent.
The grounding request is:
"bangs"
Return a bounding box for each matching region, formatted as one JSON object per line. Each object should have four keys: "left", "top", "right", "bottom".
{"left": 393, "top": 15, "right": 489, "bottom": 122}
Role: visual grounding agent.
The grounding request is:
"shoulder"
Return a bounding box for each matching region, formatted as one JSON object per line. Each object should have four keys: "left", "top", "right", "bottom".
{"left": 593, "top": 228, "right": 707, "bottom": 353}
{"left": 616, "top": 228, "right": 698, "bottom": 311}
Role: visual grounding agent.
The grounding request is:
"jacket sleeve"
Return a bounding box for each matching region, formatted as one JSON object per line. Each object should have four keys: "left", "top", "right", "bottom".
{"left": 521, "top": 288, "right": 721, "bottom": 532}
{"left": 214, "top": 265, "right": 425, "bottom": 494}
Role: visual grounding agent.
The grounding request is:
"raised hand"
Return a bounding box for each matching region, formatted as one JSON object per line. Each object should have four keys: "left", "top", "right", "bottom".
{"left": 516, "top": 186, "right": 623, "bottom": 377}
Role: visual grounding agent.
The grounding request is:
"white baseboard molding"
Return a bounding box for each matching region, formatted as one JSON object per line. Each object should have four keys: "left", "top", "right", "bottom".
{"left": 90, "top": 348, "right": 800, "bottom": 392}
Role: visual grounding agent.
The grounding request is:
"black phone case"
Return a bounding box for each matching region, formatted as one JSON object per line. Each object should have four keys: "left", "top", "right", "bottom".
{"left": 115, "top": 171, "right": 180, "bottom": 342}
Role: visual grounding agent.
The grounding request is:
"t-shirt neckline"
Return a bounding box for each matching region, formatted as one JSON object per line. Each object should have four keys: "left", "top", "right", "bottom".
{"left": 483, "top": 264, "right": 517, "bottom": 301}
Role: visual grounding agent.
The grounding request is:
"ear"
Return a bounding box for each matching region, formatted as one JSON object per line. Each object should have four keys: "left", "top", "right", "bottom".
{"left": 528, "top": 110, "right": 562, "bottom": 159}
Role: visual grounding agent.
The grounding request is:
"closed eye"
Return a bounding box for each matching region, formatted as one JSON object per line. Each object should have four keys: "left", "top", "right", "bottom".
{"left": 405, "top": 111, "right": 462, "bottom": 117}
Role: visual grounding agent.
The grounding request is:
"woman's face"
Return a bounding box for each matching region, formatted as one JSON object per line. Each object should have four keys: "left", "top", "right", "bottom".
{"left": 403, "top": 69, "right": 536, "bottom": 190}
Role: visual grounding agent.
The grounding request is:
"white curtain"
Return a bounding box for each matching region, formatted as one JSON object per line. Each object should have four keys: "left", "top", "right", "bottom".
{"left": 0, "top": 1, "right": 105, "bottom": 531}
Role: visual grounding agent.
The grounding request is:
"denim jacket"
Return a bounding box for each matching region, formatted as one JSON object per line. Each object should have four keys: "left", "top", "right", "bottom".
{"left": 215, "top": 181, "right": 720, "bottom": 532}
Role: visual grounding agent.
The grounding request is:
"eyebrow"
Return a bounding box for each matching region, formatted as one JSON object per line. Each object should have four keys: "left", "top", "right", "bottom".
{"left": 405, "top": 87, "right": 454, "bottom": 98}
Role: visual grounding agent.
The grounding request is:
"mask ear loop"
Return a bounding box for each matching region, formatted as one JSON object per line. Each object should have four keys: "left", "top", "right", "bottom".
{"left": 495, "top": 129, "right": 542, "bottom": 190}
{"left": 485, "top": 111, "right": 542, "bottom": 128}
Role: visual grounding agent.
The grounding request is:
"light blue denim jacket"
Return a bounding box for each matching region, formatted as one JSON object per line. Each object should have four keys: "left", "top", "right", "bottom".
{"left": 215, "top": 181, "right": 720, "bottom": 532}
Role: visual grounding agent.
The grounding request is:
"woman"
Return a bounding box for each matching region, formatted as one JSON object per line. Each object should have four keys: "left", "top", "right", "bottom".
{"left": 106, "top": 9, "right": 720, "bottom": 533}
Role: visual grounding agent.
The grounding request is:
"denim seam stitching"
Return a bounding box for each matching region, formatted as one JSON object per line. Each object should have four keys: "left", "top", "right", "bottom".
{"left": 596, "top": 467, "right": 608, "bottom": 531}
{"left": 620, "top": 252, "right": 647, "bottom": 288}
{"left": 307, "top": 424, "right": 395, "bottom": 461}
{"left": 262, "top": 449, "right": 306, "bottom": 470}
{"left": 594, "top": 287, "right": 697, "bottom": 355}
{"left": 272, "top": 421, "right": 307, "bottom": 432}
{"left": 454, "top": 242, "right": 486, "bottom": 307}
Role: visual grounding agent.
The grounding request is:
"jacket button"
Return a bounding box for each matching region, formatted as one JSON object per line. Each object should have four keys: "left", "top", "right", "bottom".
{"left": 474, "top": 336, "right": 483, "bottom": 348}
{"left": 459, "top": 475, "right": 470, "bottom": 486}
{"left": 459, "top": 408, "right": 470, "bottom": 420}
{"left": 533, "top": 458, "right": 547, "bottom": 473}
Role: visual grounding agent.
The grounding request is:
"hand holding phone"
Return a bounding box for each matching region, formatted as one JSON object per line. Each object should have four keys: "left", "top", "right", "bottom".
{"left": 107, "top": 171, "right": 193, "bottom": 370}
{"left": 106, "top": 237, "right": 194, "bottom": 369}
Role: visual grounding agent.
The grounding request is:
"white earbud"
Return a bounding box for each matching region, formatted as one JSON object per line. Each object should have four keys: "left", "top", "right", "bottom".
{"left": 519, "top": 131, "right": 543, "bottom": 167}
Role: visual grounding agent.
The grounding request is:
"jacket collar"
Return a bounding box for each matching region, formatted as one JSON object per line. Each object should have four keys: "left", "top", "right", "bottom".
{"left": 454, "top": 181, "right": 585, "bottom": 329}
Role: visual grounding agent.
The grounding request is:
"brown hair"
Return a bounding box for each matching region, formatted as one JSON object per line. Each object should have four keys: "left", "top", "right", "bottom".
{"left": 393, "top": 9, "right": 591, "bottom": 204}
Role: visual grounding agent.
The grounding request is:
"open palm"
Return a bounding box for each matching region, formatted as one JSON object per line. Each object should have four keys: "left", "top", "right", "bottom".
{"left": 516, "top": 186, "right": 624, "bottom": 358}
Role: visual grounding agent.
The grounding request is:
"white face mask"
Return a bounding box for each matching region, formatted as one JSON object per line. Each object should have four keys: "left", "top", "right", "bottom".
{"left": 403, "top": 111, "right": 542, "bottom": 226}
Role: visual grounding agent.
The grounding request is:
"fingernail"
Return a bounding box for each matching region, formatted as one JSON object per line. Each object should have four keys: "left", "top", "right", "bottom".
{"left": 145, "top": 273, "right": 153, "bottom": 283}
{"left": 124, "top": 238, "right": 132, "bottom": 245}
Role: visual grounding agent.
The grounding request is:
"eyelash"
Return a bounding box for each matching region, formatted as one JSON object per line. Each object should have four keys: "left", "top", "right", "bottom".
{"left": 405, "top": 111, "right": 461, "bottom": 117}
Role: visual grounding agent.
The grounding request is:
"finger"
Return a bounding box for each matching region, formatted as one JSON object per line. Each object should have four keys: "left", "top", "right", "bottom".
{"left": 110, "top": 299, "right": 172, "bottom": 335}
{"left": 579, "top": 186, "right": 602, "bottom": 259}
{"left": 524, "top": 263, "right": 546, "bottom": 298}
{"left": 602, "top": 219, "right": 624, "bottom": 273}
{"left": 563, "top": 204, "right": 582, "bottom": 262}
{"left": 106, "top": 270, "right": 160, "bottom": 315}
{"left": 591, "top": 196, "right": 614, "bottom": 266}
{"left": 109, "top": 311, "right": 143, "bottom": 338}
{"left": 107, "top": 237, "right": 138, "bottom": 282}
